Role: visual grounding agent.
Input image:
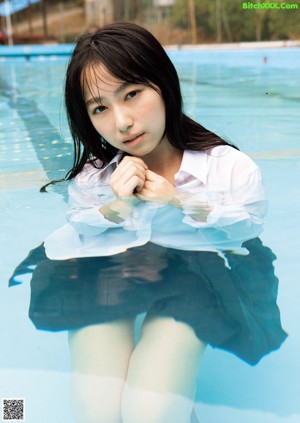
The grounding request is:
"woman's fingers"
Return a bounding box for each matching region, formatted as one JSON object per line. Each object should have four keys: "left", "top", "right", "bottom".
{"left": 137, "top": 172, "right": 176, "bottom": 203}
{"left": 111, "top": 167, "right": 145, "bottom": 191}
{"left": 144, "top": 169, "right": 164, "bottom": 182}
{"left": 112, "top": 175, "right": 146, "bottom": 197}
{"left": 110, "top": 157, "right": 147, "bottom": 197}
{"left": 111, "top": 161, "right": 146, "bottom": 185}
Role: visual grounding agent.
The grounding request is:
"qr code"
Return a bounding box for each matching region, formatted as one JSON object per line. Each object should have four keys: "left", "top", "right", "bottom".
{"left": 2, "top": 399, "right": 25, "bottom": 421}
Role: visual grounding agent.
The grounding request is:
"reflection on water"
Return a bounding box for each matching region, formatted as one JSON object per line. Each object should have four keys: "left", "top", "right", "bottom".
{"left": 10, "top": 238, "right": 287, "bottom": 366}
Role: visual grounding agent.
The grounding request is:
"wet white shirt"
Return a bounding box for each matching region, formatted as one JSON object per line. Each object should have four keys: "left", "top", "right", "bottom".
{"left": 45, "top": 146, "right": 267, "bottom": 259}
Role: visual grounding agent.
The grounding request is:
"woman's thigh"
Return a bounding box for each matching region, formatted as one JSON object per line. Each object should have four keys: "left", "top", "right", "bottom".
{"left": 122, "top": 315, "right": 206, "bottom": 423}
{"left": 127, "top": 315, "right": 205, "bottom": 395}
{"left": 68, "top": 319, "right": 135, "bottom": 423}
{"left": 68, "top": 318, "right": 135, "bottom": 376}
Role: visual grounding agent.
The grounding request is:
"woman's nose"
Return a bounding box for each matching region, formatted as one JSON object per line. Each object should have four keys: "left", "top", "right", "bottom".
{"left": 114, "top": 107, "right": 133, "bottom": 133}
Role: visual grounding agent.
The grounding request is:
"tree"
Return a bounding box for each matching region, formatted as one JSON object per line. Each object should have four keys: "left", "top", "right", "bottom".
{"left": 170, "top": 0, "right": 300, "bottom": 42}
{"left": 188, "top": 0, "right": 197, "bottom": 43}
{"left": 41, "top": 0, "right": 48, "bottom": 38}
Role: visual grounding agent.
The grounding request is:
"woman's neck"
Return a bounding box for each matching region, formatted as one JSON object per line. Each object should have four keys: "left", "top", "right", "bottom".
{"left": 142, "top": 143, "right": 183, "bottom": 184}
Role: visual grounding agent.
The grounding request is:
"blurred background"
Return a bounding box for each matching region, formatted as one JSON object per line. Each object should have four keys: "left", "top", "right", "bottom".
{"left": 0, "top": 0, "right": 300, "bottom": 46}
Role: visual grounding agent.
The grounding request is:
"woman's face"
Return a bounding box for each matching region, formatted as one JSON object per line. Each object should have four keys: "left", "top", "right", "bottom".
{"left": 82, "top": 64, "right": 169, "bottom": 159}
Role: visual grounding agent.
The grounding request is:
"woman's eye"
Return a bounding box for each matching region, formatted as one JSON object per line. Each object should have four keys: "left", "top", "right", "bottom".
{"left": 126, "top": 90, "right": 139, "bottom": 100}
{"left": 93, "top": 105, "right": 106, "bottom": 114}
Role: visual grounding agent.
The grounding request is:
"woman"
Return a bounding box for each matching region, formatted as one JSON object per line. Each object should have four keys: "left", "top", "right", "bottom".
{"left": 24, "top": 23, "right": 286, "bottom": 422}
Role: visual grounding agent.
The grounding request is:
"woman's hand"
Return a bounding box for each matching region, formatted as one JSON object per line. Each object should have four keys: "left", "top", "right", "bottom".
{"left": 136, "top": 170, "right": 176, "bottom": 203}
{"left": 110, "top": 156, "right": 148, "bottom": 198}
{"left": 99, "top": 197, "right": 138, "bottom": 223}
{"left": 185, "top": 203, "right": 212, "bottom": 222}
{"left": 176, "top": 191, "right": 212, "bottom": 222}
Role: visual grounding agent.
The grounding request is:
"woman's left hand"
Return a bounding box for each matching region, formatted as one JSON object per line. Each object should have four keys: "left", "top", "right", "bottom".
{"left": 135, "top": 170, "right": 176, "bottom": 203}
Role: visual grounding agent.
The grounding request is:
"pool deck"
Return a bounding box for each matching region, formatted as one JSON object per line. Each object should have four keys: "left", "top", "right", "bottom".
{"left": 167, "top": 40, "right": 300, "bottom": 50}
{"left": 0, "top": 40, "right": 299, "bottom": 58}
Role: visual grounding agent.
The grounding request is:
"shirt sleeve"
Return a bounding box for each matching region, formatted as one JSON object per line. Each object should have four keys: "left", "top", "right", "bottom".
{"left": 66, "top": 170, "right": 133, "bottom": 235}
{"left": 208, "top": 168, "right": 267, "bottom": 226}
{"left": 182, "top": 167, "right": 267, "bottom": 232}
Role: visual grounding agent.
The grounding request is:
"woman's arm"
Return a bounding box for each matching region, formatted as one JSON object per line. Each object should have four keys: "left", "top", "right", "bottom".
{"left": 99, "top": 197, "right": 139, "bottom": 224}
{"left": 66, "top": 156, "right": 148, "bottom": 231}
{"left": 180, "top": 167, "right": 267, "bottom": 229}
{"left": 136, "top": 162, "right": 267, "bottom": 228}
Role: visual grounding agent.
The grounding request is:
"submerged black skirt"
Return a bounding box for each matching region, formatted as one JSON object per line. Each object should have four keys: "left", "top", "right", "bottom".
{"left": 9, "top": 238, "right": 287, "bottom": 365}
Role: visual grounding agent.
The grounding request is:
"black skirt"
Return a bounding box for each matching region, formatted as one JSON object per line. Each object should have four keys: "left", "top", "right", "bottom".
{"left": 9, "top": 238, "right": 287, "bottom": 365}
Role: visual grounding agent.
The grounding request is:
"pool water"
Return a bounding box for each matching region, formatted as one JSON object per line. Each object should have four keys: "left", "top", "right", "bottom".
{"left": 1, "top": 47, "right": 300, "bottom": 422}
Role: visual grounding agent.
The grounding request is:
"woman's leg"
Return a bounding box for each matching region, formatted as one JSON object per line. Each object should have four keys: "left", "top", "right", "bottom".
{"left": 68, "top": 318, "right": 135, "bottom": 423}
{"left": 122, "top": 315, "right": 206, "bottom": 423}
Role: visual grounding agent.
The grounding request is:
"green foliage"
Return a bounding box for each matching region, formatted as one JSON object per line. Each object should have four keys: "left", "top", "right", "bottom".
{"left": 170, "top": 0, "right": 300, "bottom": 41}
{"left": 8, "top": 0, "right": 299, "bottom": 43}
{"left": 267, "top": 8, "right": 300, "bottom": 39}
{"left": 171, "top": 0, "right": 189, "bottom": 28}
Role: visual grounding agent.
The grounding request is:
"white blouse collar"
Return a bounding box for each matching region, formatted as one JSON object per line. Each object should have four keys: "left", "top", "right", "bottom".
{"left": 99, "top": 149, "right": 210, "bottom": 183}
{"left": 176, "top": 150, "right": 208, "bottom": 184}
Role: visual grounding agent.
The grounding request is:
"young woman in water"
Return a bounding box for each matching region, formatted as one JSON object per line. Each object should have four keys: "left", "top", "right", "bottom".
{"left": 25, "top": 22, "right": 286, "bottom": 423}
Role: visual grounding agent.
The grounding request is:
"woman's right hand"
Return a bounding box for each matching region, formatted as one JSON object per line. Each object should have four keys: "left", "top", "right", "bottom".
{"left": 110, "top": 156, "right": 148, "bottom": 198}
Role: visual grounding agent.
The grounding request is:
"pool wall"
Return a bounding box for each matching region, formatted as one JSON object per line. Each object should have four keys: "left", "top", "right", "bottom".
{"left": 0, "top": 44, "right": 74, "bottom": 58}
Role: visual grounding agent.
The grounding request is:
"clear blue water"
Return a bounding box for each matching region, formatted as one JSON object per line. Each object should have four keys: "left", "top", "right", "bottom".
{"left": 1, "top": 48, "right": 300, "bottom": 422}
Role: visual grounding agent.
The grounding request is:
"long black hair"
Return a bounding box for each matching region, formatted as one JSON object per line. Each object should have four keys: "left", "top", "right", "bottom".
{"left": 42, "top": 22, "right": 235, "bottom": 190}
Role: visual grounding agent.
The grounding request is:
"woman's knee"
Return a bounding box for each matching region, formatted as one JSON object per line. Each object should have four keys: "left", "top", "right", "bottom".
{"left": 126, "top": 316, "right": 205, "bottom": 398}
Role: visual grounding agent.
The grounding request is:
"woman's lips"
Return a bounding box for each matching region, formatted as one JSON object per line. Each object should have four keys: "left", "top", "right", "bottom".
{"left": 123, "top": 133, "right": 145, "bottom": 147}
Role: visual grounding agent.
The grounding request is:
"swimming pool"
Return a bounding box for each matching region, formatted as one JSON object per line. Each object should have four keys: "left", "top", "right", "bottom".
{"left": 1, "top": 46, "right": 299, "bottom": 422}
